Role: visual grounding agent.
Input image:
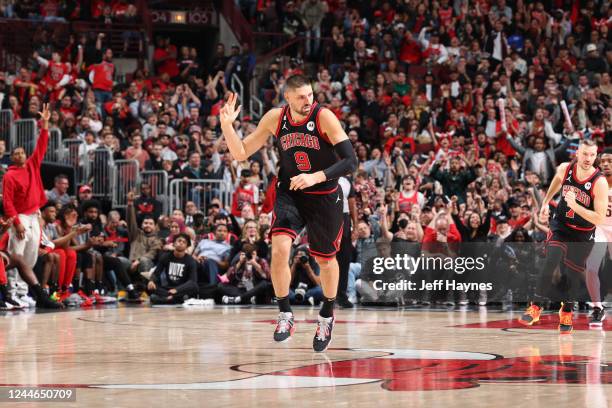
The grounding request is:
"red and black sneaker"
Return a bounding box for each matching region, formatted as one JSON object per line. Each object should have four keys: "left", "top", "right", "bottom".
{"left": 77, "top": 290, "right": 94, "bottom": 307}
{"left": 559, "top": 303, "right": 573, "bottom": 334}
{"left": 273, "top": 312, "right": 295, "bottom": 342}
{"left": 313, "top": 315, "right": 335, "bottom": 353}
{"left": 518, "top": 304, "right": 542, "bottom": 326}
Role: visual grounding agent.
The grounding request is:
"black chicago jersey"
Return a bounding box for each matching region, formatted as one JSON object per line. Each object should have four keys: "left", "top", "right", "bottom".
{"left": 554, "top": 160, "right": 602, "bottom": 231}
{"left": 546, "top": 161, "right": 601, "bottom": 275}
{"left": 274, "top": 102, "right": 338, "bottom": 192}
{"left": 270, "top": 102, "right": 344, "bottom": 258}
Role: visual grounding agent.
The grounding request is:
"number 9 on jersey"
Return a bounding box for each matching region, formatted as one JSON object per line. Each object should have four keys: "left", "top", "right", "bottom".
{"left": 294, "top": 151, "right": 311, "bottom": 171}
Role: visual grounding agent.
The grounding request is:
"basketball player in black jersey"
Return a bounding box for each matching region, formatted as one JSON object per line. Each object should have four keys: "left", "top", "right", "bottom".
{"left": 519, "top": 139, "right": 608, "bottom": 333}
{"left": 220, "top": 75, "right": 357, "bottom": 352}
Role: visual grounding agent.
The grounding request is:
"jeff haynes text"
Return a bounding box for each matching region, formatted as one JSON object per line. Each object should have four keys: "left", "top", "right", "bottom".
{"left": 372, "top": 280, "right": 493, "bottom": 292}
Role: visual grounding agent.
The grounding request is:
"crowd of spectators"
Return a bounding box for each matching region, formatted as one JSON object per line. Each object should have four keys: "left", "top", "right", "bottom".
{"left": 0, "top": 0, "right": 140, "bottom": 23}
{"left": 0, "top": 0, "right": 611, "bottom": 308}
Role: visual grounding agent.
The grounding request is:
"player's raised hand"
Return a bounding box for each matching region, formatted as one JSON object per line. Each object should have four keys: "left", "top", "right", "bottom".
{"left": 39, "top": 103, "right": 51, "bottom": 128}
{"left": 127, "top": 190, "right": 137, "bottom": 205}
{"left": 219, "top": 92, "right": 241, "bottom": 127}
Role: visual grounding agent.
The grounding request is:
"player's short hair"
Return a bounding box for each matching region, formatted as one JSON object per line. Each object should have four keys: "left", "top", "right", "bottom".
{"left": 579, "top": 139, "right": 597, "bottom": 147}
{"left": 285, "top": 74, "right": 311, "bottom": 90}
{"left": 601, "top": 147, "right": 612, "bottom": 156}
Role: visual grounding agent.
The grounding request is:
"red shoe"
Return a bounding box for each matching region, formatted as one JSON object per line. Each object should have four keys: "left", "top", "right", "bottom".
{"left": 559, "top": 303, "right": 573, "bottom": 334}
{"left": 518, "top": 304, "right": 542, "bottom": 326}
{"left": 92, "top": 292, "right": 105, "bottom": 305}
{"left": 77, "top": 290, "right": 94, "bottom": 307}
{"left": 58, "top": 291, "right": 72, "bottom": 302}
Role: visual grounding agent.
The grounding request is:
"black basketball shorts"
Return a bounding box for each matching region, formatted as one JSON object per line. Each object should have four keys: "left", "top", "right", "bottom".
{"left": 546, "top": 219, "right": 596, "bottom": 272}
{"left": 270, "top": 184, "right": 344, "bottom": 259}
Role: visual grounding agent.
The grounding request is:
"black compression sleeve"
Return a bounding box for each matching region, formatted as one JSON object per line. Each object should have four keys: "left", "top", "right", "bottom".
{"left": 323, "top": 139, "right": 358, "bottom": 181}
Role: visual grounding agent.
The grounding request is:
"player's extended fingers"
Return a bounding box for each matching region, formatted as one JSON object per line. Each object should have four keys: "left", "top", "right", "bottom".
{"left": 234, "top": 104, "right": 242, "bottom": 118}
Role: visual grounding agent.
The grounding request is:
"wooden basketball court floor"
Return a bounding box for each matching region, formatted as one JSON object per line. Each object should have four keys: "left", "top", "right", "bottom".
{"left": 0, "top": 304, "right": 610, "bottom": 407}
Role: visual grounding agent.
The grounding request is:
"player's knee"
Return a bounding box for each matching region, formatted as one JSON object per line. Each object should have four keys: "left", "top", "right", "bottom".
{"left": 271, "top": 247, "right": 290, "bottom": 264}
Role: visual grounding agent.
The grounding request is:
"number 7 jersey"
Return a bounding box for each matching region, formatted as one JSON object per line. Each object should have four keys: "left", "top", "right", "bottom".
{"left": 553, "top": 160, "right": 603, "bottom": 231}
{"left": 273, "top": 102, "right": 340, "bottom": 193}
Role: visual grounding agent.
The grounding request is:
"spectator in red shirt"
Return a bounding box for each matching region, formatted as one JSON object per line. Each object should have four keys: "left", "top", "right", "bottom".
{"left": 153, "top": 37, "right": 179, "bottom": 78}
{"left": 507, "top": 200, "right": 530, "bottom": 230}
{"left": 104, "top": 91, "right": 130, "bottom": 128}
{"left": 89, "top": 48, "right": 115, "bottom": 108}
{"left": 34, "top": 51, "right": 70, "bottom": 102}
{"left": 422, "top": 211, "right": 462, "bottom": 246}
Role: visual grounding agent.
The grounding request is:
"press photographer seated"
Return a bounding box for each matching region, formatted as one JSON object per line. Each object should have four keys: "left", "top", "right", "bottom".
{"left": 147, "top": 233, "right": 198, "bottom": 305}
{"left": 218, "top": 243, "right": 272, "bottom": 304}
{"left": 289, "top": 247, "right": 323, "bottom": 306}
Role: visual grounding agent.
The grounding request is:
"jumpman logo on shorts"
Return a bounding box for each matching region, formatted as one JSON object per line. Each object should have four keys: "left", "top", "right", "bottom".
{"left": 336, "top": 195, "right": 341, "bottom": 203}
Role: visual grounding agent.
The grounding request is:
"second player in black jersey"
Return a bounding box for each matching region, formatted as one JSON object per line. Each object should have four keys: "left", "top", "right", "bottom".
{"left": 553, "top": 159, "right": 603, "bottom": 230}
{"left": 220, "top": 75, "right": 357, "bottom": 352}
{"left": 519, "top": 139, "right": 608, "bottom": 333}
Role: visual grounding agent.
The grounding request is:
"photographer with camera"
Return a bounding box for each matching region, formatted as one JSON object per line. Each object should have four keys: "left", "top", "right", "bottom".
{"left": 289, "top": 247, "right": 323, "bottom": 306}
{"left": 219, "top": 243, "right": 272, "bottom": 304}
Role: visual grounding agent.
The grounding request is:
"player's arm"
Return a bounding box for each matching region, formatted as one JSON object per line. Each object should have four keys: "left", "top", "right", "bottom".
{"left": 289, "top": 108, "right": 357, "bottom": 190}
{"left": 2, "top": 176, "right": 21, "bottom": 230}
{"left": 566, "top": 177, "right": 608, "bottom": 226}
{"left": 539, "top": 162, "right": 569, "bottom": 217}
{"left": 31, "top": 104, "right": 51, "bottom": 168}
{"left": 219, "top": 92, "right": 277, "bottom": 161}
